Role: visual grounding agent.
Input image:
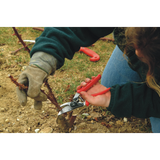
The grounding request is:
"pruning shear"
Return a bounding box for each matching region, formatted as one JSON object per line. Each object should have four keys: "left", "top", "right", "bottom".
{"left": 79, "top": 47, "right": 100, "bottom": 62}
{"left": 58, "top": 74, "right": 111, "bottom": 115}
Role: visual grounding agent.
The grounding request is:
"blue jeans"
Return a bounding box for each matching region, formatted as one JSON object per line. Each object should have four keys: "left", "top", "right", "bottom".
{"left": 101, "top": 45, "right": 160, "bottom": 133}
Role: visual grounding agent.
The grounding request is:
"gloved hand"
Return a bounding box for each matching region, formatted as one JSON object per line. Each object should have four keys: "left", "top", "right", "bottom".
{"left": 16, "top": 52, "right": 57, "bottom": 110}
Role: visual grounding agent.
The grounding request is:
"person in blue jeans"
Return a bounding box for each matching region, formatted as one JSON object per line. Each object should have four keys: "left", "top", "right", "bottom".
{"left": 16, "top": 27, "right": 160, "bottom": 133}
{"left": 101, "top": 45, "right": 160, "bottom": 133}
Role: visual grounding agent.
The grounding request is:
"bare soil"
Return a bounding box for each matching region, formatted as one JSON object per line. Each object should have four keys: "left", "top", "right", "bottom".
{"left": 0, "top": 47, "right": 152, "bottom": 133}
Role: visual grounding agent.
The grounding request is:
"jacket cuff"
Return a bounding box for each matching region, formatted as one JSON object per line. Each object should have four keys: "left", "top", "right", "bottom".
{"left": 107, "top": 85, "right": 132, "bottom": 118}
{"left": 107, "top": 87, "right": 115, "bottom": 112}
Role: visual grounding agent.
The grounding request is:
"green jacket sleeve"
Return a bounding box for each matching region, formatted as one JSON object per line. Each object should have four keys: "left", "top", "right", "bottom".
{"left": 30, "top": 27, "right": 114, "bottom": 69}
{"left": 108, "top": 82, "right": 160, "bottom": 118}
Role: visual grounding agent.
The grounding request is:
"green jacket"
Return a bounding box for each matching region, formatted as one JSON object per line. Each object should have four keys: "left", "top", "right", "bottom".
{"left": 30, "top": 27, "right": 160, "bottom": 118}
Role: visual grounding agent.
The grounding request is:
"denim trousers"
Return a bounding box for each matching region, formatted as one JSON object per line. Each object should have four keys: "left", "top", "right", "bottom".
{"left": 101, "top": 45, "right": 160, "bottom": 133}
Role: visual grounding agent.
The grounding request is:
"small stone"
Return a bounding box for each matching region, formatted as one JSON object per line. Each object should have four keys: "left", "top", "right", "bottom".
{"left": 34, "top": 129, "right": 40, "bottom": 136}
{"left": 87, "top": 115, "right": 92, "bottom": 121}
{"left": 123, "top": 117, "right": 128, "bottom": 122}
{"left": 17, "top": 118, "right": 20, "bottom": 121}
{"left": 28, "top": 127, "right": 31, "bottom": 131}
{"left": 91, "top": 120, "right": 94, "bottom": 124}
{"left": 5, "top": 119, "right": 9, "bottom": 123}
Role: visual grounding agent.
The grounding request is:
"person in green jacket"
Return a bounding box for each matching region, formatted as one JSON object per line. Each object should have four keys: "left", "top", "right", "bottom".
{"left": 16, "top": 27, "right": 160, "bottom": 133}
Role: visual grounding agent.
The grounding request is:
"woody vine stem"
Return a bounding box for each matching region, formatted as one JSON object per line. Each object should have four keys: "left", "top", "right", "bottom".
{"left": 10, "top": 27, "right": 77, "bottom": 131}
{"left": 11, "top": 28, "right": 61, "bottom": 108}
{"left": 12, "top": 27, "right": 30, "bottom": 54}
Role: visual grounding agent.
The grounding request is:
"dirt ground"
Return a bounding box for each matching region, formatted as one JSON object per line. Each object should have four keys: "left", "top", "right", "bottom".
{"left": 0, "top": 55, "right": 152, "bottom": 133}
{"left": 0, "top": 35, "right": 152, "bottom": 133}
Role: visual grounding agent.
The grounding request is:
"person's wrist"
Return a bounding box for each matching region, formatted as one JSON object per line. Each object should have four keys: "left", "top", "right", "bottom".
{"left": 105, "top": 91, "right": 111, "bottom": 107}
{"left": 29, "top": 51, "right": 57, "bottom": 75}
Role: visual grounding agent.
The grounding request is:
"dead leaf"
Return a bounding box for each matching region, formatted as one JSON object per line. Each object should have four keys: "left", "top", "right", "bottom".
{"left": 94, "top": 117, "right": 98, "bottom": 122}
{"left": 64, "top": 84, "right": 70, "bottom": 92}
{"left": 101, "top": 122, "right": 112, "bottom": 128}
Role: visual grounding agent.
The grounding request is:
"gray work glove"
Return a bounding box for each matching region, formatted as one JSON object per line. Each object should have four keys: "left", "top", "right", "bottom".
{"left": 16, "top": 52, "right": 57, "bottom": 110}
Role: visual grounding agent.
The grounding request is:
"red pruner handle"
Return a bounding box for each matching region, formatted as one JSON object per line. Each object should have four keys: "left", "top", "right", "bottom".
{"left": 85, "top": 87, "right": 111, "bottom": 106}
{"left": 79, "top": 47, "right": 100, "bottom": 62}
{"left": 77, "top": 74, "right": 101, "bottom": 93}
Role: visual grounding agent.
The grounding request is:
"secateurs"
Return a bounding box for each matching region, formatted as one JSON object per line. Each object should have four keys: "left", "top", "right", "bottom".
{"left": 79, "top": 47, "right": 100, "bottom": 62}
{"left": 58, "top": 74, "right": 111, "bottom": 115}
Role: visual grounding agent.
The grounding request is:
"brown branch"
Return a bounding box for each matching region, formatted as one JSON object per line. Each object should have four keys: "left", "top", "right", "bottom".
{"left": 99, "top": 37, "right": 115, "bottom": 42}
{"left": 32, "top": 27, "right": 44, "bottom": 32}
{"left": 43, "top": 79, "right": 62, "bottom": 111}
{"left": 69, "top": 115, "right": 76, "bottom": 128}
{"left": 11, "top": 43, "right": 33, "bottom": 55}
{"left": 41, "top": 89, "right": 62, "bottom": 112}
{"left": 67, "top": 111, "right": 73, "bottom": 119}
{"left": 8, "top": 74, "right": 28, "bottom": 91}
{"left": 12, "top": 27, "right": 30, "bottom": 53}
